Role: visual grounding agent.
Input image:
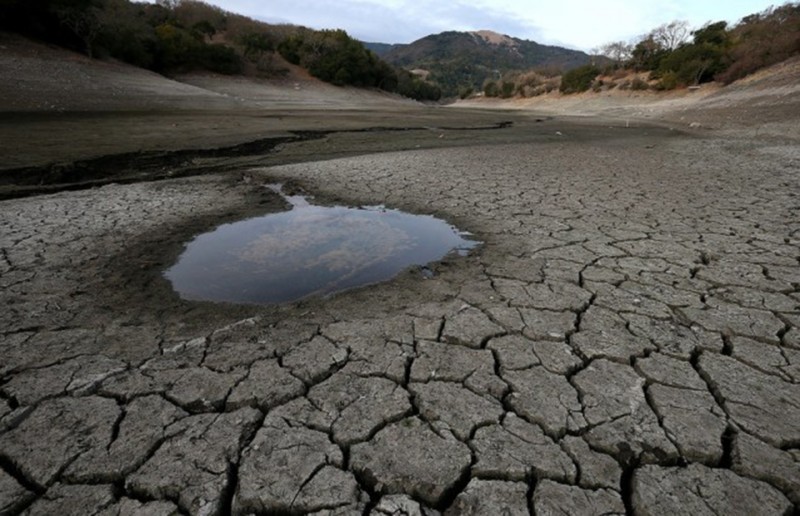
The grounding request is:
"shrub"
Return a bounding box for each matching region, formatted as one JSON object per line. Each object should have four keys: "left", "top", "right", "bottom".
{"left": 631, "top": 77, "right": 650, "bottom": 90}
{"left": 716, "top": 3, "right": 800, "bottom": 84}
{"left": 396, "top": 70, "right": 441, "bottom": 101}
{"left": 154, "top": 23, "right": 201, "bottom": 70}
{"left": 483, "top": 80, "right": 499, "bottom": 97}
{"left": 559, "top": 65, "right": 600, "bottom": 93}
{"left": 500, "top": 81, "right": 515, "bottom": 98}
{"left": 194, "top": 43, "right": 242, "bottom": 74}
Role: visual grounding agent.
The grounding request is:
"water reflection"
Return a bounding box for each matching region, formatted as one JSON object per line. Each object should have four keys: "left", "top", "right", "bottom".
{"left": 165, "top": 188, "right": 479, "bottom": 304}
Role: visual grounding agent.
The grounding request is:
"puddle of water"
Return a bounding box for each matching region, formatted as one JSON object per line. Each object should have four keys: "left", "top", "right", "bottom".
{"left": 165, "top": 187, "right": 479, "bottom": 305}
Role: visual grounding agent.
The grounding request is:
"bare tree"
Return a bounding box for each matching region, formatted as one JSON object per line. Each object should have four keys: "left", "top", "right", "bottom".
{"left": 651, "top": 20, "right": 691, "bottom": 50}
{"left": 597, "top": 41, "right": 633, "bottom": 66}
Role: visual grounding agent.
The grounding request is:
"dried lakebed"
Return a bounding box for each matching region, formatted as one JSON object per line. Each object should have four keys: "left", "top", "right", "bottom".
{"left": 1, "top": 124, "right": 799, "bottom": 515}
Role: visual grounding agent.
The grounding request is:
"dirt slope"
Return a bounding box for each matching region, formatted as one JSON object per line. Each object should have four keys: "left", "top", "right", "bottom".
{"left": 457, "top": 57, "right": 800, "bottom": 140}
{"left": 0, "top": 31, "right": 412, "bottom": 112}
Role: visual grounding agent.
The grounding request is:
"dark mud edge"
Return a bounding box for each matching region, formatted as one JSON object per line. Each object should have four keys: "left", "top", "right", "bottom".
{"left": 0, "top": 121, "right": 515, "bottom": 200}
{"left": 92, "top": 172, "right": 485, "bottom": 332}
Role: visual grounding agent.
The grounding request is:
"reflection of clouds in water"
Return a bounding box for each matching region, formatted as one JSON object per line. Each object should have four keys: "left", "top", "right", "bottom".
{"left": 166, "top": 194, "right": 479, "bottom": 304}
{"left": 308, "top": 228, "right": 412, "bottom": 272}
{"left": 237, "top": 208, "right": 412, "bottom": 275}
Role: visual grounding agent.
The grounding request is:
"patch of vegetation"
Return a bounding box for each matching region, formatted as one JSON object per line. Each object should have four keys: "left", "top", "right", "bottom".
{"left": 278, "top": 29, "right": 392, "bottom": 87}
{"left": 596, "top": 2, "right": 800, "bottom": 91}
{"left": 717, "top": 3, "right": 800, "bottom": 84}
{"left": 277, "top": 28, "right": 440, "bottom": 100}
{"left": 382, "top": 30, "right": 593, "bottom": 97}
{"left": 0, "top": 0, "right": 441, "bottom": 100}
{"left": 559, "top": 65, "right": 601, "bottom": 93}
{"left": 2, "top": 0, "right": 796, "bottom": 99}
{"left": 483, "top": 80, "right": 499, "bottom": 97}
{"left": 630, "top": 77, "right": 650, "bottom": 91}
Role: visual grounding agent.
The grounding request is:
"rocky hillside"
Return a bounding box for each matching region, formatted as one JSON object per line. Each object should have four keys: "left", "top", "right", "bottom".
{"left": 380, "top": 30, "right": 593, "bottom": 96}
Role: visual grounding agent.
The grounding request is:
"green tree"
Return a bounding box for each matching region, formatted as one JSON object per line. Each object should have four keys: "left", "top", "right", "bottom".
{"left": 238, "top": 31, "right": 275, "bottom": 60}
{"left": 396, "top": 70, "right": 441, "bottom": 101}
{"left": 655, "top": 21, "right": 731, "bottom": 87}
{"left": 559, "top": 65, "right": 600, "bottom": 93}
{"left": 483, "top": 80, "right": 499, "bottom": 97}
{"left": 192, "top": 20, "right": 216, "bottom": 41}
{"left": 154, "top": 22, "right": 199, "bottom": 69}
{"left": 500, "top": 80, "right": 515, "bottom": 98}
{"left": 631, "top": 36, "right": 667, "bottom": 71}
{"left": 277, "top": 29, "right": 396, "bottom": 89}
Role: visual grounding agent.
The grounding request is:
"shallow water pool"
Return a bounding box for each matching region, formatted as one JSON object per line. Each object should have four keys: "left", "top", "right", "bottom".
{"left": 164, "top": 187, "right": 479, "bottom": 304}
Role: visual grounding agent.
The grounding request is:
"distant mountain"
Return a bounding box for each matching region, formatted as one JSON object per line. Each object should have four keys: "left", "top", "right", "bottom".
{"left": 380, "top": 30, "right": 594, "bottom": 96}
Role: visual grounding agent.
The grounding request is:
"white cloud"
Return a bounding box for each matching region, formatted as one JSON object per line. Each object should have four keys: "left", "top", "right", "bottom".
{"left": 179, "top": 0, "right": 782, "bottom": 50}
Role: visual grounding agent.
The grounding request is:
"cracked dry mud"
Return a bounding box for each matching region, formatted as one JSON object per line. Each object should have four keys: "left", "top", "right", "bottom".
{"left": 2, "top": 119, "right": 800, "bottom": 516}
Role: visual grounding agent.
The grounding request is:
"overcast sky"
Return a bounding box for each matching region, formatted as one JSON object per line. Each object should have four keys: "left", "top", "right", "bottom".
{"left": 188, "top": 0, "right": 785, "bottom": 50}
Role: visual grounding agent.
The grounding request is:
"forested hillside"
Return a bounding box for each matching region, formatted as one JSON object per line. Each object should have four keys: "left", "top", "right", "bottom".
{"left": 0, "top": 0, "right": 442, "bottom": 100}
{"left": 473, "top": 3, "right": 799, "bottom": 99}
{"left": 382, "top": 31, "right": 592, "bottom": 97}
{"left": 564, "top": 3, "right": 800, "bottom": 94}
{"left": 1, "top": 0, "right": 797, "bottom": 101}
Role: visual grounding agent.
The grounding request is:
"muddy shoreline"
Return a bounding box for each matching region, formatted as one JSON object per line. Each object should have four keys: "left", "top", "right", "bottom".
{"left": 0, "top": 119, "right": 521, "bottom": 200}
